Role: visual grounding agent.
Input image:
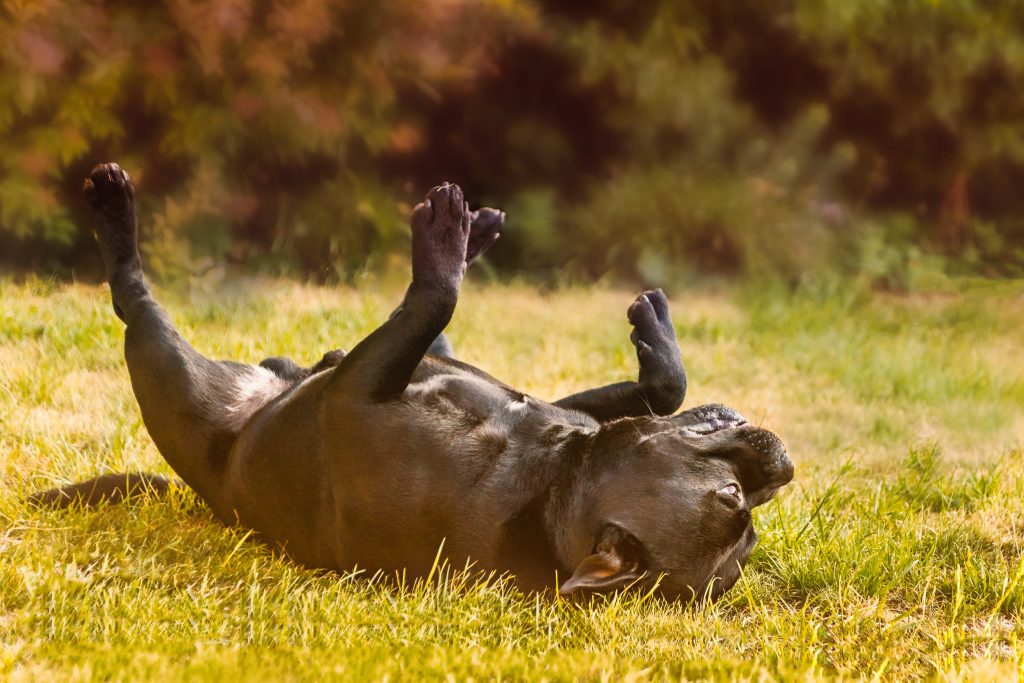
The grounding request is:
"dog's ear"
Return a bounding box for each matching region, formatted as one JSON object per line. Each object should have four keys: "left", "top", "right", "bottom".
{"left": 559, "top": 524, "right": 647, "bottom": 596}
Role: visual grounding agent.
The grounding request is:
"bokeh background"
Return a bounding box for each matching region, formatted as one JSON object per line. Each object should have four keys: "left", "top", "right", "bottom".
{"left": 2, "top": 0, "right": 1023, "bottom": 286}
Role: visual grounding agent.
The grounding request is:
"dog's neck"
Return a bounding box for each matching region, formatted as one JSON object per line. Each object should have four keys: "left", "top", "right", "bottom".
{"left": 539, "top": 416, "right": 670, "bottom": 580}
{"left": 497, "top": 415, "right": 671, "bottom": 590}
{"left": 489, "top": 422, "right": 592, "bottom": 589}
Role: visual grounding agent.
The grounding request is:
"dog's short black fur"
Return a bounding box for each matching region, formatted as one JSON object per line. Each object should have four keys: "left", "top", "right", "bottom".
{"left": 34, "top": 163, "right": 793, "bottom": 601}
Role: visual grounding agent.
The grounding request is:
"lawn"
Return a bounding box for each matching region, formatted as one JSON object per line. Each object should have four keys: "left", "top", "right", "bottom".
{"left": 1, "top": 275, "right": 1023, "bottom": 680}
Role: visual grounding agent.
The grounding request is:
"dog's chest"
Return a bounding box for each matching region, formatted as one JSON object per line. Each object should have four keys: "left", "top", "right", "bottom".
{"left": 404, "top": 371, "right": 534, "bottom": 424}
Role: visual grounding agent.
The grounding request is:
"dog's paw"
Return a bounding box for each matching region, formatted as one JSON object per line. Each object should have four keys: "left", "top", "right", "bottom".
{"left": 466, "top": 207, "right": 504, "bottom": 264}
{"left": 83, "top": 162, "right": 139, "bottom": 272}
{"left": 627, "top": 289, "right": 685, "bottom": 408}
{"left": 83, "top": 162, "right": 134, "bottom": 215}
{"left": 310, "top": 349, "right": 347, "bottom": 373}
{"left": 411, "top": 182, "right": 471, "bottom": 288}
{"left": 627, "top": 289, "right": 676, "bottom": 353}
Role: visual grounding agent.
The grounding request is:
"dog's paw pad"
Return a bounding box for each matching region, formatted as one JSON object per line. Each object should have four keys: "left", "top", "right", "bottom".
{"left": 84, "top": 162, "right": 134, "bottom": 211}
{"left": 424, "top": 182, "right": 467, "bottom": 230}
{"left": 410, "top": 182, "right": 471, "bottom": 286}
{"left": 644, "top": 288, "right": 670, "bottom": 321}
{"left": 627, "top": 293, "right": 659, "bottom": 330}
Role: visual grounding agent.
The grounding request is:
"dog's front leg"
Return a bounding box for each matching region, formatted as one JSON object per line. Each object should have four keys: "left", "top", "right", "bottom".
{"left": 258, "top": 207, "right": 501, "bottom": 377}
{"left": 386, "top": 207, "right": 504, "bottom": 359}
{"left": 327, "top": 183, "right": 470, "bottom": 400}
{"left": 555, "top": 289, "right": 686, "bottom": 420}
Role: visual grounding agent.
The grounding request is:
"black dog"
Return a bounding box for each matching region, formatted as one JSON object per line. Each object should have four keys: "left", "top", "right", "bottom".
{"left": 34, "top": 163, "right": 793, "bottom": 601}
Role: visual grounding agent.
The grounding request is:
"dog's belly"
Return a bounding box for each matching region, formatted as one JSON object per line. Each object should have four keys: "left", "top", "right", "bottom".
{"left": 220, "top": 371, "right": 339, "bottom": 567}
{"left": 222, "top": 357, "right": 592, "bottom": 577}
{"left": 325, "top": 371, "right": 562, "bottom": 574}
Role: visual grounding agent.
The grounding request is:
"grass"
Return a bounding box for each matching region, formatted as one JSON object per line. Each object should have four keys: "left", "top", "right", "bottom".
{"left": 1, "top": 274, "right": 1023, "bottom": 680}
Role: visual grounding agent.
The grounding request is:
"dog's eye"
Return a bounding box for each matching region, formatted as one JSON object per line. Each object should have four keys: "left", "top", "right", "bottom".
{"left": 717, "top": 483, "right": 741, "bottom": 498}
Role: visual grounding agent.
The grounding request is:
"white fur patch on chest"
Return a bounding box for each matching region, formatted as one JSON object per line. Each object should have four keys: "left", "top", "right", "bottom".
{"left": 226, "top": 366, "right": 291, "bottom": 421}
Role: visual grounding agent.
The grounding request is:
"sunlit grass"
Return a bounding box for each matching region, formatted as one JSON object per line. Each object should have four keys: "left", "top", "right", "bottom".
{"left": 1, "top": 275, "right": 1023, "bottom": 680}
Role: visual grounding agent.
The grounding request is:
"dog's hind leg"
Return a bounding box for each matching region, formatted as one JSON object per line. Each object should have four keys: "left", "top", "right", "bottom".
{"left": 84, "top": 163, "right": 286, "bottom": 515}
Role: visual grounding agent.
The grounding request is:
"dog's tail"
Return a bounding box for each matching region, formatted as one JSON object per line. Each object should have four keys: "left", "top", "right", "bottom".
{"left": 27, "top": 472, "right": 181, "bottom": 509}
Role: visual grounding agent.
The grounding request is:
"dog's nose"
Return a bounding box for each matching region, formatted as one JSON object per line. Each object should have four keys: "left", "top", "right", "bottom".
{"left": 742, "top": 425, "right": 791, "bottom": 473}
{"left": 763, "top": 449, "right": 795, "bottom": 485}
{"left": 697, "top": 424, "right": 793, "bottom": 506}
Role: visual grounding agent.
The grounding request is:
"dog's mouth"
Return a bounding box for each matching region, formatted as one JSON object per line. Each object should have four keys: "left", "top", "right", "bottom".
{"left": 684, "top": 415, "right": 747, "bottom": 435}
{"left": 674, "top": 404, "right": 748, "bottom": 435}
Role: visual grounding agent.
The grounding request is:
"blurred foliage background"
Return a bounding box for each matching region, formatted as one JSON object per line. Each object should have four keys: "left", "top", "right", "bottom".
{"left": 1, "top": 0, "right": 1023, "bottom": 286}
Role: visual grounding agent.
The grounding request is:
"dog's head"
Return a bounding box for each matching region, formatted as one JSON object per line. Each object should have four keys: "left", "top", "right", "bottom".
{"left": 557, "top": 404, "right": 793, "bottom": 601}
